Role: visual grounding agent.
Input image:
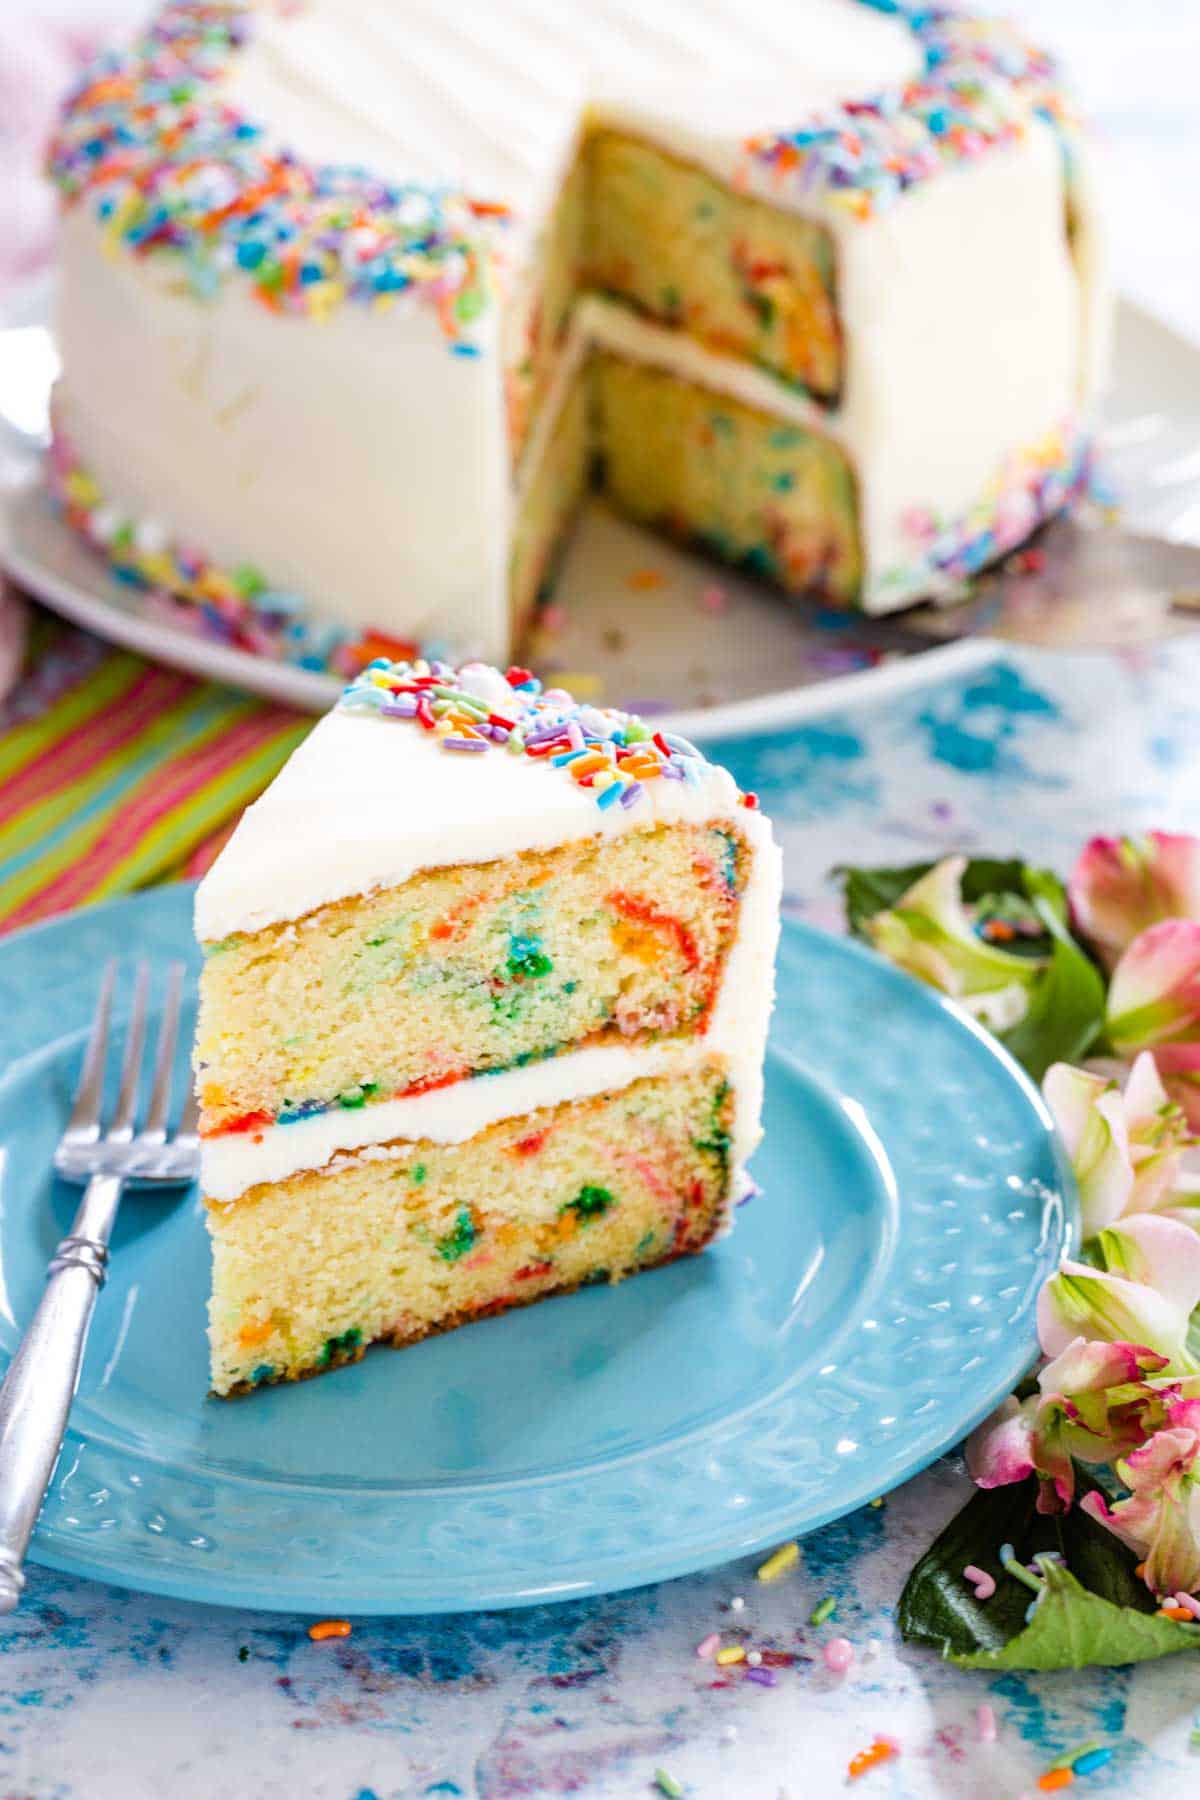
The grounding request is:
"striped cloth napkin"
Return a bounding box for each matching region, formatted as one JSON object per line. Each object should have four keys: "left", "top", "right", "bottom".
{"left": 0, "top": 608, "right": 311, "bottom": 934}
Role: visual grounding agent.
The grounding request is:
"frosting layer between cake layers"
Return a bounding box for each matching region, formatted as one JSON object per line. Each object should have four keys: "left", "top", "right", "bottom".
{"left": 51, "top": 0, "right": 1107, "bottom": 666}
{"left": 196, "top": 661, "right": 782, "bottom": 1202}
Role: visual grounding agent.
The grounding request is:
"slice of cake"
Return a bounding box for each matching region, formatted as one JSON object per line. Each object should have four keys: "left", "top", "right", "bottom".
{"left": 194, "top": 661, "right": 781, "bottom": 1395}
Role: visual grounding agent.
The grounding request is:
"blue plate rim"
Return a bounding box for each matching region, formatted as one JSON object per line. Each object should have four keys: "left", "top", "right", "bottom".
{"left": 0, "top": 885, "right": 1076, "bottom": 1613}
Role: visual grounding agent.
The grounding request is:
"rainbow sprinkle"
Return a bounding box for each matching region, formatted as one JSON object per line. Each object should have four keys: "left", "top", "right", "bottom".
{"left": 339, "top": 658, "right": 750, "bottom": 820}
{"left": 755, "top": 1540, "right": 799, "bottom": 1583}
{"left": 885, "top": 418, "right": 1090, "bottom": 597}
{"left": 745, "top": 2, "right": 1079, "bottom": 220}
{"left": 848, "top": 1737, "right": 900, "bottom": 1780}
{"left": 46, "top": 0, "right": 1078, "bottom": 359}
{"left": 46, "top": 1, "right": 509, "bottom": 346}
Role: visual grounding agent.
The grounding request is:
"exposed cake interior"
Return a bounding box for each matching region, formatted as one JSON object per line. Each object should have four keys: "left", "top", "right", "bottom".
{"left": 196, "top": 820, "right": 752, "bottom": 1135}
{"left": 208, "top": 1062, "right": 733, "bottom": 1395}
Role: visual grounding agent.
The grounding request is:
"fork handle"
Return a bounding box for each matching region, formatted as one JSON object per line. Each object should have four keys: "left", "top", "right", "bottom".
{"left": 0, "top": 1173, "right": 122, "bottom": 1612}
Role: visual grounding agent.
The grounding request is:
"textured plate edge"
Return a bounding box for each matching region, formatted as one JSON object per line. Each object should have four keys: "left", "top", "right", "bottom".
{"left": 0, "top": 889, "right": 1077, "bottom": 1613}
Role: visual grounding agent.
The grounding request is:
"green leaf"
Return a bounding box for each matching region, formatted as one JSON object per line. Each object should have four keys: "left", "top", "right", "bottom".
{"left": 899, "top": 1473, "right": 1200, "bottom": 1671}
{"left": 998, "top": 869, "right": 1107, "bottom": 1082}
{"left": 954, "top": 1562, "right": 1200, "bottom": 1671}
{"left": 837, "top": 861, "right": 934, "bottom": 939}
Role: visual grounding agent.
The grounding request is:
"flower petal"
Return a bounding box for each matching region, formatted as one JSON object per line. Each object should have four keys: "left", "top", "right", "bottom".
{"left": 1108, "top": 921, "right": 1200, "bottom": 1053}
{"left": 866, "top": 856, "right": 1046, "bottom": 1005}
{"left": 1043, "top": 1063, "right": 1134, "bottom": 1237}
{"left": 1037, "top": 1335, "right": 1167, "bottom": 1398}
{"left": 1152, "top": 1043, "right": 1200, "bottom": 1133}
{"left": 1079, "top": 1487, "right": 1152, "bottom": 1560}
{"left": 1100, "top": 1214, "right": 1200, "bottom": 1325}
{"left": 965, "top": 1396, "right": 1036, "bottom": 1489}
{"left": 1069, "top": 832, "right": 1200, "bottom": 971}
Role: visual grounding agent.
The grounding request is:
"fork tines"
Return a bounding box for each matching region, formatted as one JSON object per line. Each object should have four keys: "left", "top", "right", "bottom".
{"left": 56, "top": 960, "right": 197, "bottom": 1185}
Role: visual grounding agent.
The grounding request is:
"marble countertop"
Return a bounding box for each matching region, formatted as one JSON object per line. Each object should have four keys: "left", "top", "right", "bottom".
{"left": 6, "top": 638, "right": 1198, "bottom": 1800}
{"left": 5, "top": 5, "right": 1200, "bottom": 1796}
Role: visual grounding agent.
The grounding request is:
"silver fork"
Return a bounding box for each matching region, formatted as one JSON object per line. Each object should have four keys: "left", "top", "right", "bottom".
{"left": 0, "top": 959, "right": 199, "bottom": 1611}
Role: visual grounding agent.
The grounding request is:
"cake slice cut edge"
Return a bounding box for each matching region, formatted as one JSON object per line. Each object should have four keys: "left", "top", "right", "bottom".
{"left": 195, "top": 658, "right": 781, "bottom": 1396}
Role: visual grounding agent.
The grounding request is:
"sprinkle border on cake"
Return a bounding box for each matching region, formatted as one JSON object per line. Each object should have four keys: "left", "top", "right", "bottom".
{"left": 48, "top": 0, "right": 1079, "bottom": 335}
{"left": 339, "top": 657, "right": 760, "bottom": 818}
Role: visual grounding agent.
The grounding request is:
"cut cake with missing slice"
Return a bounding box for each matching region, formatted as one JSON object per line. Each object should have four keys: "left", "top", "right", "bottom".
{"left": 193, "top": 660, "right": 781, "bottom": 1395}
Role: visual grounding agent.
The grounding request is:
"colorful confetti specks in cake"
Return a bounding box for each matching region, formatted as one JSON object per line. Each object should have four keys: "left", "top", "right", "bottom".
{"left": 46, "top": 0, "right": 509, "bottom": 343}
{"left": 745, "top": 1, "right": 1080, "bottom": 218}
{"left": 338, "top": 658, "right": 745, "bottom": 817}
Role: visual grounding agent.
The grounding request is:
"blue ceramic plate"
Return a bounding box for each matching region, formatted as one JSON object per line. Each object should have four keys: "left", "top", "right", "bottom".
{"left": 0, "top": 886, "right": 1072, "bottom": 1614}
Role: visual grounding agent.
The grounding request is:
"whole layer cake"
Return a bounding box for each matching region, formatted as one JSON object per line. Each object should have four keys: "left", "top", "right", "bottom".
{"left": 194, "top": 661, "right": 781, "bottom": 1394}
{"left": 50, "top": 0, "right": 1106, "bottom": 672}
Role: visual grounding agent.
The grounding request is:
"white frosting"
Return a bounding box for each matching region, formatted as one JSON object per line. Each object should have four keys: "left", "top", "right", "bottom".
{"left": 197, "top": 666, "right": 782, "bottom": 1202}
{"left": 195, "top": 694, "right": 772, "bottom": 941}
{"left": 223, "top": 0, "right": 921, "bottom": 229}
{"left": 55, "top": 207, "right": 512, "bottom": 657}
{"left": 55, "top": 0, "right": 1104, "bottom": 641}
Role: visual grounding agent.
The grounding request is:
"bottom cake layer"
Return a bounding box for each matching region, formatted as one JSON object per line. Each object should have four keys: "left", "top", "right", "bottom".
{"left": 591, "top": 349, "right": 862, "bottom": 605}
{"left": 207, "top": 1060, "right": 736, "bottom": 1396}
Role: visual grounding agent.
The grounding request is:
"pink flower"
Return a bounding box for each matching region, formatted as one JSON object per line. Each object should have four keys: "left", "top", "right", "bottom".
{"left": 1152, "top": 1043, "right": 1200, "bottom": 1135}
{"left": 1107, "top": 921, "right": 1200, "bottom": 1055}
{"left": 1042, "top": 1054, "right": 1195, "bottom": 1239}
{"left": 1080, "top": 1398, "right": 1200, "bottom": 1596}
{"left": 1038, "top": 1214, "right": 1200, "bottom": 1370}
{"left": 1070, "top": 833, "right": 1200, "bottom": 971}
{"left": 967, "top": 1338, "right": 1177, "bottom": 1512}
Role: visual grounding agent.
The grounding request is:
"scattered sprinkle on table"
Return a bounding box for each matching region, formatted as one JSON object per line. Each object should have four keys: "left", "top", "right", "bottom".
{"left": 963, "top": 1562, "right": 996, "bottom": 1600}
{"left": 695, "top": 1632, "right": 720, "bottom": 1660}
{"left": 809, "top": 1595, "right": 837, "bottom": 1626}
{"left": 822, "top": 1637, "right": 854, "bottom": 1674}
{"left": 756, "top": 1541, "right": 799, "bottom": 1582}
{"left": 729, "top": 1595, "right": 745, "bottom": 1612}
{"left": 308, "top": 1618, "right": 352, "bottom": 1642}
{"left": 976, "top": 1704, "right": 997, "bottom": 1744}
{"left": 848, "top": 1737, "right": 899, "bottom": 1780}
{"left": 1048, "top": 1742, "right": 1102, "bottom": 1772}
{"left": 715, "top": 1645, "right": 746, "bottom": 1667}
{"left": 1037, "top": 1770, "right": 1073, "bottom": 1792}
{"left": 1071, "top": 1749, "right": 1113, "bottom": 1776}
{"left": 654, "top": 1770, "right": 684, "bottom": 1798}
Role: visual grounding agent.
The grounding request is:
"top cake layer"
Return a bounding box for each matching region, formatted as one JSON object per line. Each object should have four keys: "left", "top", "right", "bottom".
{"left": 195, "top": 660, "right": 764, "bottom": 943}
